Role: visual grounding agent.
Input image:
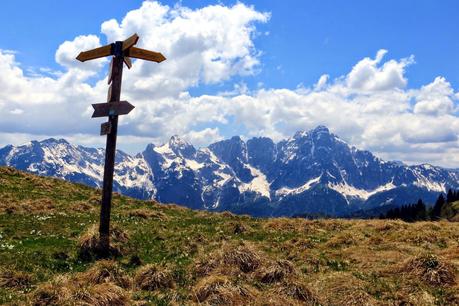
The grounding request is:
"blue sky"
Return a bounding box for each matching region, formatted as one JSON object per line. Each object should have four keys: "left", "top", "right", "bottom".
{"left": 1, "top": 1, "right": 459, "bottom": 167}
{"left": 2, "top": 1, "right": 458, "bottom": 91}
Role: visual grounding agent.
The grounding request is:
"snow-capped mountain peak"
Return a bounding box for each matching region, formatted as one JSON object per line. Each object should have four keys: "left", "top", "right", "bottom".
{"left": 2, "top": 126, "right": 458, "bottom": 217}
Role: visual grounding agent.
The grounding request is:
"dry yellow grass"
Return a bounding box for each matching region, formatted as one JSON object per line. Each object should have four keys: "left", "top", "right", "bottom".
{"left": 259, "top": 259, "right": 295, "bottom": 283}
{"left": 77, "top": 224, "right": 129, "bottom": 260}
{"left": 0, "top": 198, "right": 56, "bottom": 214}
{"left": 31, "top": 275, "right": 130, "bottom": 306}
{"left": 193, "top": 275, "right": 255, "bottom": 305}
{"left": 0, "top": 269, "right": 32, "bottom": 289}
{"left": 400, "top": 254, "right": 456, "bottom": 287}
{"left": 134, "top": 264, "right": 175, "bottom": 291}
{"left": 78, "top": 260, "right": 132, "bottom": 289}
{"left": 1, "top": 167, "right": 459, "bottom": 305}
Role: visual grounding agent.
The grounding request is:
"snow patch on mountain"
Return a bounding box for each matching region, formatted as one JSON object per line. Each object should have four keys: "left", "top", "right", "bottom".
{"left": 2, "top": 126, "right": 459, "bottom": 217}
{"left": 328, "top": 181, "right": 396, "bottom": 201}
{"left": 215, "top": 171, "right": 232, "bottom": 186}
{"left": 185, "top": 159, "right": 204, "bottom": 171}
{"left": 41, "top": 141, "right": 103, "bottom": 182}
{"left": 239, "top": 164, "right": 271, "bottom": 199}
{"left": 153, "top": 143, "right": 177, "bottom": 169}
{"left": 5, "top": 147, "right": 19, "bottom": 164}
{"left": 413, "top": 175, "right": 446, "bottom": 192}
{"left": 276, "top": 175, "right": 322, "bottom": 197}
{"left": 115, "top": 156, "right": 155, "bottom": 195}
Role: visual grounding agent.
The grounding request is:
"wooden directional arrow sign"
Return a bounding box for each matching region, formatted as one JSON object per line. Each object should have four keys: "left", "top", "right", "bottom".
{"left": 76, "top": 44, "right": 113, "bottom": 62}
{"left": 123, "top": 56, "right": 132, "bottom": 69}
{"left": 92, "top": 101, "right": 135, "bottom": 118}
{"left": 125, "top": 47, "right": 166, "bottom": 63}
{"left": 122, "top": 33, "right": 139, "bottom": 51}
{"left": 75, "top": 33, "right": 165, "bottom": 258}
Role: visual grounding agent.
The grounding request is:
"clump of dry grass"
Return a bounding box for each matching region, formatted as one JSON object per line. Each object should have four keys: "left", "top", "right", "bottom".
{"left": 127, "top": 208, "right": 167, "bottom": 220}
{"left": 194, "top": 257, "right": 220, "bottom": 277}
{"left": 0, "top": 166, "right": 19, "bottom": 176}
{"left": 71, "top": 283, "right": 129, "bottom": 306}
{"left": 401, "top": 254, "right": 456, "bottom": 287}
{"left": 110, "top": 226, "right": 130, "bottom": 243}
{"left": 325, "top": 232, "right": 359, "bottom": 248}
{"left": 193, "top": 275, "right": 254, "bottom": 305}
{"left": 374, "top": 220, "right": 407, "bottom": 232}
{"left": 31, "top": 279, "right": 67, "bottom": 305}
{"left": 0, "top": 269, "right": 32, "bottom": 289}
{"left": 71, "top": 200, "right": 95, "bottom": 212}
{"left": 222, "top": 243, "right": 261, "bottom": 273}
{"left": 290, "top": 238, "right": 316, "bottom": 251}
{"left": 194, "top": 242, "right": 272, "bottom": 280}
{"left": 276, "top": 280, "right": 320, "bottom": 305}
{"left": 231, "top": 222, "right": 248, "bottom": 234}
{"left": 161, "top": 203, "right": 188, "bottom": 212}
{"left": 191, "top": 242, "right": 322, "bottom": 305}
{"left": 310, "top": 273, "right": 377, "bottom": 306}
{"left": 134, "top": 264, "right": 175, "bottom": 291}
{"left": 0, "top": 198, "right": 56, "bottom": 214}
{"left": 257, "top": 260, "right": 295, "bottom": 284}
{"left": 88, "top": 194, "right": 101, "bottom": 205}
{"left": 77, "top": 224, "right": 129, "bottom": 260}
{"left": 219, "top": 211, "right": 236, "bottom": 218}
{"left": 78, "top": 260, "right": 132, "bottom": 289}
{"left": 263, "top": 218, "right": 301, "bottom": 232}
{"left": 31, "top": 275, "right": 130, "bottom": 306}
{"left": 403, "top": 229, "right": 441, "bottom": 245}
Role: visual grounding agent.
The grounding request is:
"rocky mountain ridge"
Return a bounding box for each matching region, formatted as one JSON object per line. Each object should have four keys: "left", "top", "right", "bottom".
{"left": 1, "top": 126, "right": 458, "bottom": 217}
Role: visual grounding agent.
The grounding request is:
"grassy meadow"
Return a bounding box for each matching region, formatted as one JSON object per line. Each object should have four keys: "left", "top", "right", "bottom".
{"left": 0, "top": 167, "right": 458, "bottom": 305}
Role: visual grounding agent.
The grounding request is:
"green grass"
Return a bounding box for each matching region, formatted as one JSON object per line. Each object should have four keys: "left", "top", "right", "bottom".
{"left": 0, "top": 166, "right": 458, "bottom": 305}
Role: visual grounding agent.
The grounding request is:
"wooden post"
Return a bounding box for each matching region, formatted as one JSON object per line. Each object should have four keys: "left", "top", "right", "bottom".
{"left": 76, "top": 34, "right": 165, "bottom": 258}
{"left": 98, "top": 42, "right": 123, "bottom": 257}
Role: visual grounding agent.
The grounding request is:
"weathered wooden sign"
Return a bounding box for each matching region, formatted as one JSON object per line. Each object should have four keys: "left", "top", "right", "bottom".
{"left": 100, "top": 122, "right": 112, "bottom": 136}
{"left": 76, "top": 33, "right": 165, "bottom": 257}
{"left": 91, "top": 101, "right": 135, "bottom": 118}
{"left": 125, "top": 47, "right": 166, "bottom": 62}
{"left": 76, "top": 44, "right": 113, "bottom": 62}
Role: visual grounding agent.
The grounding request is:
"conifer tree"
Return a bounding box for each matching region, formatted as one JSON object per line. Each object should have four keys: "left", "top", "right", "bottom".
{"left": 431, "top": 193, "right": 445, "bottom": 220}
{"left": 446, "top": 189, "right": 454, "bottom": 203}
{"left": 415, "top": 199, "right": 427, "bottom": 221}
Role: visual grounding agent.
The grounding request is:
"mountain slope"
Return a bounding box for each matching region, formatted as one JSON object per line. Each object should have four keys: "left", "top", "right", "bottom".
{"left": 0, "top": 167, "right": 458, "bottom": 305}
{"left": 1, "top": 126, "right": 458, "bottom": 217}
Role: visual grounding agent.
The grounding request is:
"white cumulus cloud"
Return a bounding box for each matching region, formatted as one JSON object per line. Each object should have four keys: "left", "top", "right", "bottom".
{"left": 413, "top": 76, "right": 455, "bottom": 116}
{"left": 346, "top": 49, "right": 414, "bottom": 91}
{"left": 0, "top": 1, "right": 459, "bottom": 168}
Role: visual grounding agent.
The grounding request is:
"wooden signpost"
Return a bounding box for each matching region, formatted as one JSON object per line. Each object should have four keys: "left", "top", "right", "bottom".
{"left": 77, "top": 34, "right": 165, "bottom": 257}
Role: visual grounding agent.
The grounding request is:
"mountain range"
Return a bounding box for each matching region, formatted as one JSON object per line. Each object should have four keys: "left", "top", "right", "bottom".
{"left": 1, "top": 126, "right": 457, "bottom": 217}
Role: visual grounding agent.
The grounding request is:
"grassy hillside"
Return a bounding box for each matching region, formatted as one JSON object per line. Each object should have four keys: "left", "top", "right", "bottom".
{"left": 0, "top": 166, "right": 458, "bottom": 305}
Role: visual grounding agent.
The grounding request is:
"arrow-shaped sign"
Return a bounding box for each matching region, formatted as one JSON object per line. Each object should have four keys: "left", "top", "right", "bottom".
{"left": 124, "top": 47, "right": 166, "bottom": 63}
{"left": 123, "top": 56, "right": 132, "bottom": 69}
{"left": 76, "top": 44, "right": 113, "bottom": 62}
{"left": 92, "top": 101, "right": 135, "bottom": 118}
{"left": 122, "top": 33, "right": 139, "bottom": 51}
